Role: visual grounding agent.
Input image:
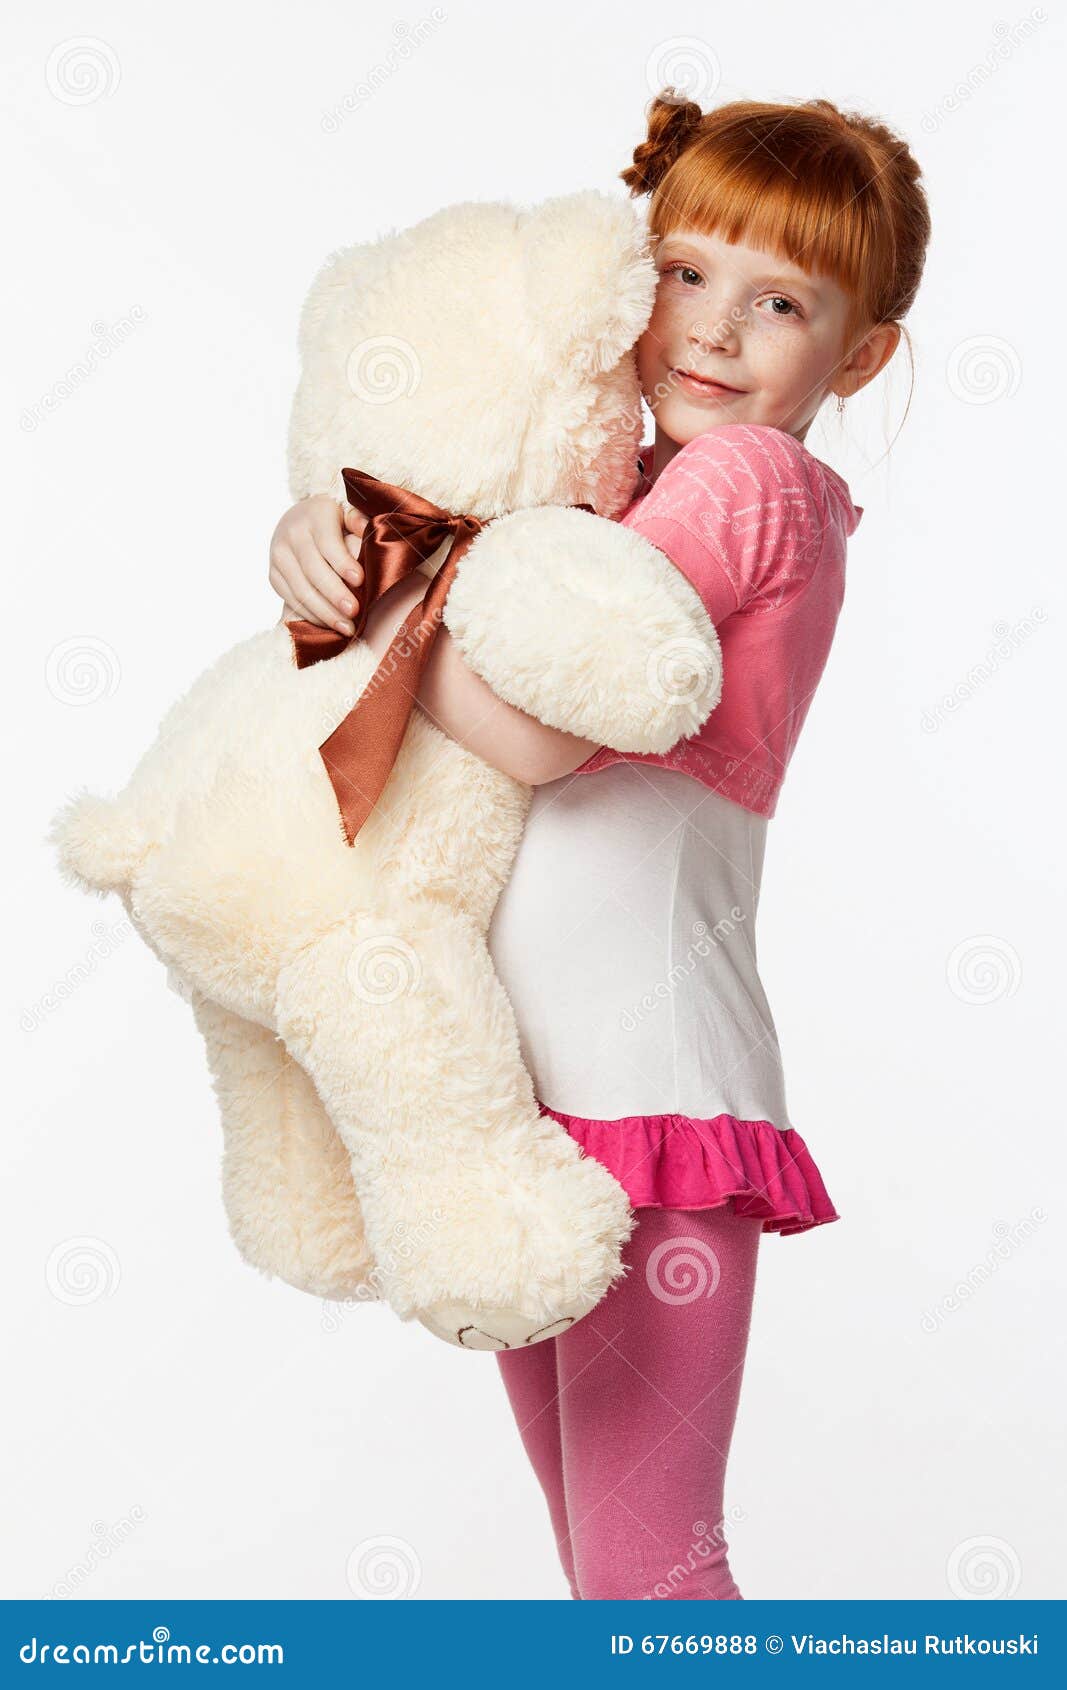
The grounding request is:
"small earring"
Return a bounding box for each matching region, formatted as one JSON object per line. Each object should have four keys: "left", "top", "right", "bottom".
{"left": 836, "top": 394, "right": 847, "bottom": 414}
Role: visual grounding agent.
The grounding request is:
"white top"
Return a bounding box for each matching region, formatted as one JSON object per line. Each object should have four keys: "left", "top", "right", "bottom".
{"left": 486, "top": 762, "right": 794, "bottom": 1128}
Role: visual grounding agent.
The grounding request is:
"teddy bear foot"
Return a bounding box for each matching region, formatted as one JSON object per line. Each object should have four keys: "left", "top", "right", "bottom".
{"left": 273, "top": 908, "right": 636, "bottom": 1347}
{"left": 416, "top": 1303, "right": 590, "bottom": 1351}
{"left": 359, "top": 1139, "right": 635, "bottom": 1349}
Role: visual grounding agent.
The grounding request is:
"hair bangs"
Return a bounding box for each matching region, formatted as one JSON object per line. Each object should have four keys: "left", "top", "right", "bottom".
{"left": 651, "top": 125, "right": 891, "bottom": 347}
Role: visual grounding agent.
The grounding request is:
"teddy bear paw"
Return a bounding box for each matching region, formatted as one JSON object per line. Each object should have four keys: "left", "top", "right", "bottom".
{"left": 416, "top": 1302, "right": 585, "bottom": 1351}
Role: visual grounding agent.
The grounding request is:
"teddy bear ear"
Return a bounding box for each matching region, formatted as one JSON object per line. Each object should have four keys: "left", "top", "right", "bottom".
{"left": 520, "top": 190, "right": 658, "bottom": 376}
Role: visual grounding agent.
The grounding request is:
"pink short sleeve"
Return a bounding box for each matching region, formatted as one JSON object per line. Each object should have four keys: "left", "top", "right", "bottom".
{"left": 622, "top": 425, "right": 826, "bottom": 622}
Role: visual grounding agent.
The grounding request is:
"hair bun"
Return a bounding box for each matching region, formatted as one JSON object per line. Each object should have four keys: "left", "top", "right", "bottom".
{"left": 621, "top": 89, "right": 705, "bottom": 197}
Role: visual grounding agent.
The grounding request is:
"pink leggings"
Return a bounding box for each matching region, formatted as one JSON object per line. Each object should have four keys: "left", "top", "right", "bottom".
{"left": 495, "top": 1203, "right": 763, "bottom": 1600}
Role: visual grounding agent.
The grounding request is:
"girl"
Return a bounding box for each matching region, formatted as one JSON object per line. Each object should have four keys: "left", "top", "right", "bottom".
{"left": 269, "top": 93, "right": 930, "bottom": 1600}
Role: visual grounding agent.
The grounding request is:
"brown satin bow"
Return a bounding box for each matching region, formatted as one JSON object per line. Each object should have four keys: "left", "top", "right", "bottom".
{"left": 288, "top": 469, "right": 598, "bottom": 847}
{"left": 286, "top": 467, "right": 486, "bottom": 845}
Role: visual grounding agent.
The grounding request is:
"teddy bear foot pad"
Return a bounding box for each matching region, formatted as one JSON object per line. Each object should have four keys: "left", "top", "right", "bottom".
{"left": 417, "top": 1304, "right": 583, "bottom": 1350}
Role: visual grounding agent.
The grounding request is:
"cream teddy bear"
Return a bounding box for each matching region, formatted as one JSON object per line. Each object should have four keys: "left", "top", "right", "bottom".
{"left": 50, "top": 191, "right": 722, "bottom": 1349}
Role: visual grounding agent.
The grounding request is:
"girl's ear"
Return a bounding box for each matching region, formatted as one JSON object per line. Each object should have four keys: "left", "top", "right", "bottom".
{"left": 520, "top": 190, "right": 658, "bottom": 376}
{"left": 833, "top": 321, "right": 901, "bottom": 399}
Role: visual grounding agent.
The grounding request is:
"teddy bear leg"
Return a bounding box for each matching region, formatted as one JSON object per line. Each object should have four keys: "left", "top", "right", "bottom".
{"left": 273, "top": 908, "right": 635, "bottom": 1349}
{"left": 189, "top": 994, "right": 379, "bottom": 1303}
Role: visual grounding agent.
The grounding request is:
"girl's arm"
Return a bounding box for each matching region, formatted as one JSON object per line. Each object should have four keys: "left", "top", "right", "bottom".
{"left": 359, "top": 573, "right": 600, "bottom": 787}
{"left": 270, "top": 496, "right": 599, "bottom": 784}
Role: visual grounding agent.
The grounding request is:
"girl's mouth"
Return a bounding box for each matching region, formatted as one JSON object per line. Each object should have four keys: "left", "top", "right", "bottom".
{"left": 671, "top": 368, "right": 746, "bottom": 399}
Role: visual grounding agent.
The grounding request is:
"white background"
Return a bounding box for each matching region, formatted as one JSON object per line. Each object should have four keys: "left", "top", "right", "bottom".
{"left": 5, "top": 0, "right": 1063, "bottom": 1602}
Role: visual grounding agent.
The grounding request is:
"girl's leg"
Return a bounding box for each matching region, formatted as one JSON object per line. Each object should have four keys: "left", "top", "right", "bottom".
{"left": 557, "top": 1204, "right": 763, "bottom": 1600}
{"left": 494, "top": 1337, "right": 580, "bottom": 1599}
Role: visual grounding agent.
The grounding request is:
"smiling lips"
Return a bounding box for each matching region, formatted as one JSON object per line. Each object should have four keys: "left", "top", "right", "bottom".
{"left": 672, "top": 367, "right": 745, "bottom": 394}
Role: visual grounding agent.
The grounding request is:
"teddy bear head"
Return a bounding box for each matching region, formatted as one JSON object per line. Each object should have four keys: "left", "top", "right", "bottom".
{"left": 286, "top": 190, "right": 657, "bottom": 523}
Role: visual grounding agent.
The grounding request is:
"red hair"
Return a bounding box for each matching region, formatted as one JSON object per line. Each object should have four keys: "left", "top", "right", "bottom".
{"left": 622, "top": 92, "right": 931, "bottom": 407}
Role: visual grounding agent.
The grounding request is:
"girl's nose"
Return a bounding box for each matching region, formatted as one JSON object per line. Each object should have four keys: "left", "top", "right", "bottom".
{"left": 689, "top": 313, "right": 738, "bottom": 352}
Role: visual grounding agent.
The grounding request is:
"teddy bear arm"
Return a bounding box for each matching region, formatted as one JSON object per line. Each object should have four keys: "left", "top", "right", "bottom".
{"left": 442, "top": 505, "right": 723, "bottom": 755}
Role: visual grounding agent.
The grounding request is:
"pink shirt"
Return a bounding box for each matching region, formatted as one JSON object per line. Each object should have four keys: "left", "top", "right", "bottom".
{"left": 575, "top": 422, "right": 863, "bottom": 816}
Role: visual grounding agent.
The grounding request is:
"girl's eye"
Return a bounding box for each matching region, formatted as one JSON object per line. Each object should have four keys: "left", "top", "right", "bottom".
{"left": 661, "top": 264, "right": 803, "bottom": 320}
{"left": 662, "top": 262, "right": 703, "bottom": 286}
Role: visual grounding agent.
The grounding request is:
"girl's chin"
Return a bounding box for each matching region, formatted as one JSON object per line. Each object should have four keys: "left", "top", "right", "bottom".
{"left": 657, "top": 395, "right": 752, "bottom": 435}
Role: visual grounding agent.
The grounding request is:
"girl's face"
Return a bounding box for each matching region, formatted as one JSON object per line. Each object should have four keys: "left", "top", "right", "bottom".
{"left": 636, "top": 227, "right": 860, "bottom": 447}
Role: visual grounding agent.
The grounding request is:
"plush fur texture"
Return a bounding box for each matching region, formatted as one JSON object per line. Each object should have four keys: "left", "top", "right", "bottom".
{"left": 445, "top": 507, "right": 722, "bottom": 750}
{"left": 50, "top": 191, "right": 723, "bottom": 1349}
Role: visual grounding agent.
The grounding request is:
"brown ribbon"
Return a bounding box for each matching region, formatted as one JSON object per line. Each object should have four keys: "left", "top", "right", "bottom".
{"left": 286, "top": 468, "right": 486, "bottom": 845}
{"left": 288, "top": 469, "right": 598, "bottom": 847}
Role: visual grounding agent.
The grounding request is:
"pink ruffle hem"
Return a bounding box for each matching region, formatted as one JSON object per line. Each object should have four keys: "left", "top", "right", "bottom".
{"left": 536, "top": 1102, "right": 840, "bottom": 1236}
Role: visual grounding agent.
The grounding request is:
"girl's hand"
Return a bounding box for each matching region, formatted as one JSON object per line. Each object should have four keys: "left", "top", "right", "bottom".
{"left": 269, "top": 495, "right": 368, "bottom": 636}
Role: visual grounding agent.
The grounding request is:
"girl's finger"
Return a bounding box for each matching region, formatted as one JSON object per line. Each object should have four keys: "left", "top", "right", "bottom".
{"left": 274, "top": 547, "right": 354, "bottom": 634}
{"left": 342, "top": 504, "right": 368, "bottom": 537}
{"left": 271, "top": 574, "right": 326, "bottom": 628}
{"left": 313, "top": 519, "right": 365, "bottom": 591}
{"left": 291, "top": 536, "right": 359, "bottom": 631}
{"left": 269, "top": 552, "right": 306, "bottom": 611}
